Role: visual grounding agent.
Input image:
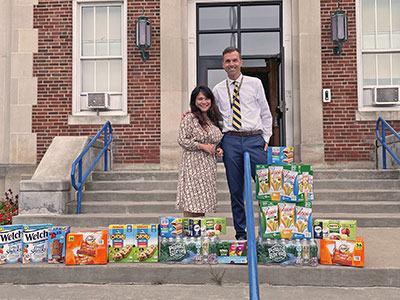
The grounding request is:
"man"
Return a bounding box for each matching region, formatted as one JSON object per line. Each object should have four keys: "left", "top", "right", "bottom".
{"left": 213, "top": 46, "right": 272, "bottom": 240}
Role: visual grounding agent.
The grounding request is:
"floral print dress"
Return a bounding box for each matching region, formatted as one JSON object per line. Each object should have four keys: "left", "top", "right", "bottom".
{"left": 176, "top": 113, "right": 223, "bottom": 213}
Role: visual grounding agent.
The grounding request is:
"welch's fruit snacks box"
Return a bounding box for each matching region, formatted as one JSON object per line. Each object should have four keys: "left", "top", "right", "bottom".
{"left": 0, "top": 225, "right": 23, "bottom": 264}
{"left": 22, "top": 224, "right": 53, "bottom": 264}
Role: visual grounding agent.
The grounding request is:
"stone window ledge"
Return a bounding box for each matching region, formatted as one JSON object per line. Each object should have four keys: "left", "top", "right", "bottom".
{"left": 68, "top": 114, "right": 131, "bottom": 125}
{"left": 355, "top": 110, "right": 400, "bottom": 121}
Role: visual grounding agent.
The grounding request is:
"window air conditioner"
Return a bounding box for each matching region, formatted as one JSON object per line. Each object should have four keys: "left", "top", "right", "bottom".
{"left": 87, "top": 93, "right": 110, "bottom": 109}
{"left": 373, "top": 87, "right": 399, "bottom": 105}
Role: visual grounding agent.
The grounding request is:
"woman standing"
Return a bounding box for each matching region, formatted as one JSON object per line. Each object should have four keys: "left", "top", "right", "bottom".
{"left": 176, "top": 86, "right": 223, "bottom": 217}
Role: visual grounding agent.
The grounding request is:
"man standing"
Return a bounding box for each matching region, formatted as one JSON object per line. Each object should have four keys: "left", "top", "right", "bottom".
{"left": 213, "top": 46, "right": 272, "bottom": 240}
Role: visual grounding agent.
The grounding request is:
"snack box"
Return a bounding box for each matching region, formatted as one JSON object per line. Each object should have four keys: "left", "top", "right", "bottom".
{"left": 22, "top": 224, "right": 53, "bottom": 264}
{"left": 182, "top": 217, "right": 202, "bottom": 237}
{"left": 320, "top": 237, "right": 365, "bottom": 267}
{"left": 159, "top": 216, "right": 183, "bottom": 237}
{"left": 268, "top": 146, "right": 294, "bottom": 165}
{"left": 217, "top": 240, "right": 248, "bottom": 264}
{"left": 48, "top": 226, "right": 70, "bottom": 264}
{"left": 132, "top": 224, "right": 158, "bottom": 263}
{"left": 201, "top": 218, "right": 227, "bottom": 237}
{"left": 108, "top": 225, "right": 134, "bottom": 263}
{"left": 0, "top": 224, "right": 23, "bottom": 264}
{"left": 65, "top": 230, "right": 108, "bottom": 265}
{"left": 313, "top": 219, "right": 356, "bottom": 241}
{"left": 259, "top": 201, "right": 312, "bottom": 239}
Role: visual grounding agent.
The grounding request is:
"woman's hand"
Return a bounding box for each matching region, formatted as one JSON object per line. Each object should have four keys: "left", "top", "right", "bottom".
{"left": 199, "top": 144, "right": 216, "bottom": 155}
{"left": 216, "top": 147, "right": 223, "bottom": 157}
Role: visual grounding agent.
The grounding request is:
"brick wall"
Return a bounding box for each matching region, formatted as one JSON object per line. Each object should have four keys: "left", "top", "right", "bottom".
{"left": 321, "top": 0, "right": 400, "bottom": 162}
{"left": 33, "top": 0, "right": 161, "bottom": 164}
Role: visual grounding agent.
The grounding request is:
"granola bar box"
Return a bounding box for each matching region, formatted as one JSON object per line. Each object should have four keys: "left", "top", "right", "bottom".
{"left": 0, "top": 225, "right": 23, "bottom": 264}
{"left": 108, "top": 225, "right": 135, "bottom": 263}
{"left": 48, "top": 226, "right": 70, "bottom": 264}
{"left": 320, "top": 237, "right": 365, "bottom": 267}
{"left": 65, "top": 230, "right": 108, "bottom": 265}
{"left": 22, "top": 224, "right": 53, "bottom": 264}
{"left": 159, "top": 216, "right": 183, "bottom": 237}
{"left": 132, "top": 224, "right": 158, "bottom": 263}
{"left": 267, "top": 146, "right": 294, "bottom": 165}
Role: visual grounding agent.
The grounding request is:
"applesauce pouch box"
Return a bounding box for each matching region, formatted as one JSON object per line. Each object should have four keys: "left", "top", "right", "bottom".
{"left": 313, "top": 219, "right": 356, "bottom": 241}
{"left": 201, "top": 218, "right": 226, "bottom": 237}
{"left": 292, "top": 202, "right": 312, "bottom": 239}
{"left": 22, "top": 224, "right": 53, "bottom": 264}
{"left": 65, "top": 230, "right": 108, "bottom": 265}
{"left": 48, "top": 226, "right": 70, "bottom": 264}
{"left": 268, "top": 147, "right": 294, "bottom": 165}
{"left": 256, "top": 165, "right": 270, "bottom": 200}
{"left": 132, "top": 224, "right": 158, "bottom": 263}
{"left": 108, "top": 225, "right": 134, "bottom": 263}
{"left": 295, "top": 165, "right": 314, "bottom": 202}
{"left": 259, "top": 201, "right": 281, "bottom": 239}
{"left": 0, "top": 225, "right": 23, "bottom": 264}
{"left": 320, "top": 237, "right": 364, "bottom": 267}
{"left": 159, "top": 216, "right": 182, "bottom": 238}
{"left": 217, "top": 240, "right": 248, "bottom": 264}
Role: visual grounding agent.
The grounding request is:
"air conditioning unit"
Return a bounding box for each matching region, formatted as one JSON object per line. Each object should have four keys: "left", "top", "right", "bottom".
{"left": 373, "top": 86, "right": 399, "bottom": 105}
{"left": 87, "top": 93, "right": 110, "bottom": 109}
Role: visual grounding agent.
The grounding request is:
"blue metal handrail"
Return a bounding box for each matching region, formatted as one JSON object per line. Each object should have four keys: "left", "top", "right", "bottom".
{"left": 71, "top": 121, "right": 112, "bottom": 213}
{"left": 376, "top": 117, "right": 400, "bottom": 169}
{"left": 243, "top": 151, "right": 260, "bottom": 300}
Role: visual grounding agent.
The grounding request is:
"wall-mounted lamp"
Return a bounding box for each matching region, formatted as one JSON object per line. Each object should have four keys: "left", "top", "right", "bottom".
{"left": 331, "top": 2, "right": 348, "bottom": 55}
{"left": 136, "top": 9, "right": 152, "bottom": 62}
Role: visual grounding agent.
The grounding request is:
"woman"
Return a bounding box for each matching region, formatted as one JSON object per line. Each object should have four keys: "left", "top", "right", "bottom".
{"left": 176, "top": 86, "right": 223, "bottom": 217}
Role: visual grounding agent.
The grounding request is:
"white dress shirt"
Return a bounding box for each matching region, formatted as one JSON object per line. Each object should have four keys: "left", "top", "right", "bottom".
{"left": 213, "top": 74, "right": 273, "bottom": 143}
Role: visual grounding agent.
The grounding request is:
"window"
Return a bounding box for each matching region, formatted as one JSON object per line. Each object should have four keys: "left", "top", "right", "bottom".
{"left": 72, "top": 0, "right": 127, "bottom": 120}
{"left": 359, "top": 0, "right": 400, "bottom": 109}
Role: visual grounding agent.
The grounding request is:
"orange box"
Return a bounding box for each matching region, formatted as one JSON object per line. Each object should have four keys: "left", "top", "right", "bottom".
{"left": 320, "top": 237, "right": 364, "bottom": 267}
{"left": 65, "top": 230, "right": 108, "bottom": 265}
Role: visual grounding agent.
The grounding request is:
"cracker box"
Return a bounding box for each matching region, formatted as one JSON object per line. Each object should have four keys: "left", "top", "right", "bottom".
{"left": 65, "top": 230, "right": 108, "bottom": 265}
{"left": 159, "top": 216, "right": 182, "bottom": 237}
{"left": 217, "top": 240, "right": 248, "bottom": 264}
{"left": 320, "top": 237, "right": 365, "bottom": 267}
{"left": 22, "top": 224, "right": 53, "bottom": 264}
{"left": 132, "top": 224, "right": 158, "bottom": 263}
{"left": 0, "top": 225, "right": 23, "bottom": 264}
{"left": 313, "top": 219, "right": 356, "bottom": 241}
{"left": 268, "top": 146, "right": 294, "bottom": 165}
{"left": 201, "top": 218, "right": 227, "bottom": 237}
{"left": 108, "top": 225, "right": 134, "bottom": 263}
{"left": 48, "top": 226, "right": 70, "bottom": 264}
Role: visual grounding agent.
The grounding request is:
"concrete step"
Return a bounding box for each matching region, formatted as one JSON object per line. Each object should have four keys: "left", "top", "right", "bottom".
{"left": 313, "top": 179, "right": 400, "bottom": 190}
{"left": 13, "top": 212, "right": 400, "bottom": 228}
{"left": 67, "top": 200, "right": 400, "bottom": 214}
{"left": 313, "top": 169, "right": 399, "bottom": 180}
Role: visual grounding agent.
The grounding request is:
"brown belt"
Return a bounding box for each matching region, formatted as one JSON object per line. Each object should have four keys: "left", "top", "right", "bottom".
{"left": 225, "top": 130, "right": 263, "bottom": 136}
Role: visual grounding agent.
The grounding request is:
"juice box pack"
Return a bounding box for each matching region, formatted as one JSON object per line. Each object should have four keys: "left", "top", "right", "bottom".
{"left": 256, "top": 164, "right": 313, "bottom": 202}
{"left": 0, "top": 225, "right": 23, "bottom": 264}
{"left": 132, "top": 224, "right": 158, "bottom": 263}
{"left": 22, "top": 224, "right": 53, "bottom": 264}
{"left": 320, "top": 237, "right": 365, "bottom": 267}
{"left": 217, "top": 240, "right": 248, "bottom": 264}
{"left": 48, "top": 226, "right": 70, "bottom": 264}
{"left": 65, "top": 230, "right": 108, "bottom": 265}
{"left": 267, "top": 147, "right": 294, "bottom": 165}
{"left": 313, "top": 219, "right": 357, "bottom": 241}
{"left": 259, "top": 201, "right": 312, "bottom": 239}
{"left": 108, "top": 225, "right": 135, "bottom": 263}
{"left": 159, "top": 216, "right": 183, "bottom": 237}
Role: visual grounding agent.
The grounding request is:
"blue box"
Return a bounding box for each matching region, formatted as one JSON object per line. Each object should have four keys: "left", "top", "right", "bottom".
{"left": 48, "top": 226, "right": 70, "bottom": 264}
{"left": 268, "top": 147, "right": 294, "bottom": 165}
{"left": 159, "top": 216, "right": 182, "bottom": 238}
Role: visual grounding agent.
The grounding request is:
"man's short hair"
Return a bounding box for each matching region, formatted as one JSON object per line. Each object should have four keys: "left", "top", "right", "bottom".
{"left": 222, "top": 46, "right": 241, "bottom": 58}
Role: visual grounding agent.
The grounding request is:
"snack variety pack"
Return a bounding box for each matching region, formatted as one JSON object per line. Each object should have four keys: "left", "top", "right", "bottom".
{"left": 313, "top": 219, "right": 357, "bottom": 241}
{"left": 22, "top": 224, "right": 53, "bottom": 264}
{"left": 0, "top": 225, "right": 23, "bottom": 264}
{"left": 267, "top": 147, "right": 294, "bottom": 165}
{"left": 217, "top": 240, "right": 248, "bottom": 264}
{"left": 108, "top": 225, "right": 134, "bottom": 263}
{"left": 132, "top": 224, "right": 158, "bottom": 263}
{"left": 320, "top": 237, "right": 365, "bottom": 267}
{"left": 159, "top": 217, "right": 183, "bottom": 237}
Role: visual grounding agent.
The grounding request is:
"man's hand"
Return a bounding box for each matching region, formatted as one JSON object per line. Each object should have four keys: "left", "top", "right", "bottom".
{"left": 199, "top": 144, "right": 216, "bottom": 155}
{"left": 264, "top": 143, "right": 269, "bottom": 152}
{"left": 181, "top": 110, "right": 191, "bottom": 120}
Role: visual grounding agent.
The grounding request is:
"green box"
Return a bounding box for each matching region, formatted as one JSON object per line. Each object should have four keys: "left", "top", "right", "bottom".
{"left": 313, "top": 219, "right": 357, "bottom": 241}
{"left": 201, "top": 218, "right": 226, "bottom": 237}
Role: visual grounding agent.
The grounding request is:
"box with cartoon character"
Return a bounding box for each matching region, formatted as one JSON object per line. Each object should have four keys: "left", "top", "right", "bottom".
{"left": 108, "top": 225, "right": 135, "bottom": 263}
{"left": 132, "top": 224, "right": 158, "bottom": 263}
{"left": 0, "top": 225, "right": 23, "bottom": 264}
{"left": 22, "top": 224, "right": 53, "bottom": 264}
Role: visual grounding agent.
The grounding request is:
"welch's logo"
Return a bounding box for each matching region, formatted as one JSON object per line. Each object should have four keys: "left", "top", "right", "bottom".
{"left": 23, "top": 229, "right": 48, "bottom": 243}
{"left": 0, "top": 229, "right": 22, "bottom": 243}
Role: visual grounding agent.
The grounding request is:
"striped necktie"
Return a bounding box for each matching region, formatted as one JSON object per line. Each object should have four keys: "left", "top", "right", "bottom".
{"left": 232, "top": 81, "right": 242, "bottom": 131}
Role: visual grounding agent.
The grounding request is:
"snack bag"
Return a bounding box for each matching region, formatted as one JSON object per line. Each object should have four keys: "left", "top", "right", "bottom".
{"left": 278, "top": 202, "right": 295, "bottom": 238}
{"left": 320, "top": 237, "right": 364, "bottom": 267}
{"left": 259, "top": 201, "right": 280, "bottom": 239}
{"left": 293, "top": 202, "right": 312, "bottom": 239}
{"left": 296, "top": 165, "right": 313, "bottom": 201}
{"left": 281, "top": 169, "right": 297, "bottom": 202}
{"left": 256, "top": 165, "right": 270, "bottom": 200}
{"left": 268, "top": 166, "right": 283, "bottom": 200}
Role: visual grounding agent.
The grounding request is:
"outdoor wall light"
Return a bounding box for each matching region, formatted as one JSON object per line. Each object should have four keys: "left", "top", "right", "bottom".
{"left": 331, "top": 2, "right": 348, "bottom": 55}
{"left": 136, "top": 9, "right": 152, "bottom": 62}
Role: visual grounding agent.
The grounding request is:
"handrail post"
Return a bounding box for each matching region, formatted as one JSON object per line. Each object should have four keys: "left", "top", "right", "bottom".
{"left": 244, "top": 151, "right": 260, "bottom": 300}
{"left": 77, "top": 160, "right": 82, "bottom": 214}
{"left": 382, "top": 122, "right": 386, "bottom": 169}
{"left": 104, "top": 125, "right": 108, "bottom": 171}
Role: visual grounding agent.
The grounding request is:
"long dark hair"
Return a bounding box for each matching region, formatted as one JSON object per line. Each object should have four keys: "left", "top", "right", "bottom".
{"left": 190, "top": 86, "right": 221, "bottom": 130}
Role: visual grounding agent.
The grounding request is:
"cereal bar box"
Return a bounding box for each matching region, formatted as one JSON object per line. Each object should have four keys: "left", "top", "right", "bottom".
{"left": 159, "top": 216, "right": 182, "bottom": 237}
{"left": 65, "top": 230, "right": 108, "bottom": 265}
{"left": 268, "top": 146, "right": 294, "bottom": 165}
{"left": 0, "top": 225, "right": 23, "bottom": 264}
{"left": 22, "top": 224, "right": 53, "bottom": 264}
{"left": 320, "top": 237, "right": 365, "bottom": 267}
{"left": 132, "top": 224, "right": 158, "bottom": 263}
{"left": 108, "top": 225, "right": 134, "bottom": 263}
{"left": 217, "top": 240, "right": 248, "bottom": 264}
{"left": 48, "top": 226, "right": 70, "bottom": 264}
